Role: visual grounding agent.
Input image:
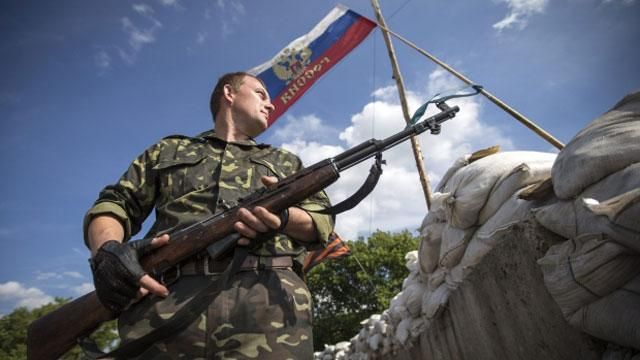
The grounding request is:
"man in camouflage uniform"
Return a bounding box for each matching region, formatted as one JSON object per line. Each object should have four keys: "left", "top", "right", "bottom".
{"left": 85, "top": 72, "right": 334, "bottom": 359}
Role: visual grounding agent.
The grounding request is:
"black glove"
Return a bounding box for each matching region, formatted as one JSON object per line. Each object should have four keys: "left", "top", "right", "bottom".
{"left": 90, "top": 238, "right": 153, "bottom": 313}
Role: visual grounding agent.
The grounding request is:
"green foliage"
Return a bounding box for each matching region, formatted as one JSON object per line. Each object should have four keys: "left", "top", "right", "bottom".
{"left": 306, "top": 230, "right": 419, "bottom": 350}
{"left": 0, "top": 298, "right": 119, "bottom": 360}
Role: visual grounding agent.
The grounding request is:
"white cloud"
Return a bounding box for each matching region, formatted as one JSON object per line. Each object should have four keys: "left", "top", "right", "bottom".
{"left": 63, "top": 271, "right": 84, "bottom": 279}
{"left": 94, "top": 50, "right": 111, "bottom": 70}
{"left": 230, "top": 1, "right": 245, "bottom": 14}
{"left": 492, "top": 0, "right": 548, "bottom": 32}
{"left": 271, "top": 114, "right": 340, "bottom": 144}
{"left": 35, "top": 272, "right": 59, "bottom": 281}
{"left": 282, "top": 140, "right": 344, "bottom": 166}
{"left": 275, "top": 69, "right": 514, "bottom": 241}
{"left": 34, "top": 271, "right": 85, "bottom": 281}
{"left": 0, "top": 281, "right": 54, "bottom": 310}
{"left": 73, "top": 247, "right": 89, "bottom": 256}
{"left": 132, "top": 3, "right": 154, "bottom": 16}
{"left": 372, "top": 85, "right": 399, "bottom": 102}
{"left": 117, "top": 5, "right": 163, "bottom": 64}
{"left": 122, "top": 17, "right": 158, "bottom": 51}
{"left": 215, "top": 1, "right": 245, "bottom": 39}
{"left": 221, "top": 21, "right": 233, "bottom": 39}
{"left": 117, "top": 46, "right": 137, "bottom": 65}
{"left": 196, "top": 32, "right": 207, "bottom": 44}
{"left": 158, "top": 0, "right": 180, "bottom": 6}
{"left": 216, "top": 0, "right": 245, "bottom": 13}
{"left": 72, "top": 283, "right": 95, "bottom": 296}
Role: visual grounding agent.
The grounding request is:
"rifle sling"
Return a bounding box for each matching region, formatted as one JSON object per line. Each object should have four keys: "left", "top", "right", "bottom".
{"left": 79, "top": 245, "right": 251, "bottom": 359}
{"left": 311, "top": 154, "right": 384, "bottom": 216}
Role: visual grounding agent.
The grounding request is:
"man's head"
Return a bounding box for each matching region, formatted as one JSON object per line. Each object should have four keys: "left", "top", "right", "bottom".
{"left": 210, "top": 72, "right": 270, "bottom": 119}
{"left": 209, "top": 72, "right": 274, "bottom": 139}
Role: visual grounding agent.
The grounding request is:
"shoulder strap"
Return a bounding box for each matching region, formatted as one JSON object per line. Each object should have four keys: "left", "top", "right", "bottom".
{"left": 311, "top": 154, "right": 385, "bottom": 216}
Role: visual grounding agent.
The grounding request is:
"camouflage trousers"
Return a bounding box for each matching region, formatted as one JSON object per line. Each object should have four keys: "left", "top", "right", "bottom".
{"left": 118, "top": 268, "right": 314, "bottom": 359}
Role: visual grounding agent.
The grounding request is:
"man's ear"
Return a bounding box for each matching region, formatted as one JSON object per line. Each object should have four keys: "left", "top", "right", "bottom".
{"left": 223, "top": 84, "right": 235, "bottom": 104}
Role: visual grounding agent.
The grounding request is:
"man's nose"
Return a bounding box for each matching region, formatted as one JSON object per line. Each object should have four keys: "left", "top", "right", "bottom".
{"left": 265, "top": 101, "right": 275, "bottom": 114}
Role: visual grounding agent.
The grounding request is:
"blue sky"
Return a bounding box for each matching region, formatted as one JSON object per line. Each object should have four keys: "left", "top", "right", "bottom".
{"left": 1, "top": 0, "right": 638, "bottom": 314}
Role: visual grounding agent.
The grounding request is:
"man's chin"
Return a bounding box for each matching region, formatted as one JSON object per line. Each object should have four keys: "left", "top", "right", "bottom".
{"left": 249, "top": 125, "right": 268, "bottom": 137}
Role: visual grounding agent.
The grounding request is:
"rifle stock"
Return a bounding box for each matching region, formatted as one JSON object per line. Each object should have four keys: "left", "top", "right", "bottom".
{"left": 27, "top": 291, "right": 114, "bottom": 360}
{"left": 27, "top": 104, "right": 458, "bottom": 359}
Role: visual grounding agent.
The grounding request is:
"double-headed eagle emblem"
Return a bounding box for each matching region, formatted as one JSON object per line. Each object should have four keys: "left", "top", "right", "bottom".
{"left": 272, "top": 46, "right": 313, "bottom": 83}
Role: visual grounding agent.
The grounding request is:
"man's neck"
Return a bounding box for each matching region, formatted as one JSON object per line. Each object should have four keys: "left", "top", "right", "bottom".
{"left": 213, "top": 116, "right": 251, "bottom": 142}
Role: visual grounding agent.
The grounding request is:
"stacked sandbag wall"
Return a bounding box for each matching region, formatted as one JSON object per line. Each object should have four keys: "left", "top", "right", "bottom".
{"left": 315, "top": 149, "right": 561, "bottom": 359}
{"left": 314, "top": 92, "right": 640, "bottom": 359}
{"left": 535, "top": 91, "right": 640, "bottom": 351}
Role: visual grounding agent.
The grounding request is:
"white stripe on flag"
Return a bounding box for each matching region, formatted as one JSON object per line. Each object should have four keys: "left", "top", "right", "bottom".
{"left": 248, "top": 4, "right": 349, "bottom": 75}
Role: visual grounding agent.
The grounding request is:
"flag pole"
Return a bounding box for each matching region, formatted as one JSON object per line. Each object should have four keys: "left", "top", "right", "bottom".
{"left": 370, "top": 0, "right": 435, "bottom": 209}
{"left": 373, "top": 22, "right": 565, "bottom": 150}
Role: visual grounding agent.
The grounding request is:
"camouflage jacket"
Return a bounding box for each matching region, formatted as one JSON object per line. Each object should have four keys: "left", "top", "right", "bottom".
{"left": 83, "top": 129, "right": 334, "bottom": 259}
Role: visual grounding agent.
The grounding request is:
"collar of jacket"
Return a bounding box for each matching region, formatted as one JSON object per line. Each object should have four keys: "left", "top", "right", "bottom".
{"left": 197, "top": 129, "right": 269, "bottom": 148}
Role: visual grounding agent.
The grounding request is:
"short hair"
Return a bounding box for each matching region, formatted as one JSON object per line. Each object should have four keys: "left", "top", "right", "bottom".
{"left": 209, "top": 72, "right": 266, "bottom": 120}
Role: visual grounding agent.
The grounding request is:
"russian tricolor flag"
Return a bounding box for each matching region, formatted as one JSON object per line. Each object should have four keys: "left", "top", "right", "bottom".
{"left": 249, "top": 5, "right": 376, "bottom": 125}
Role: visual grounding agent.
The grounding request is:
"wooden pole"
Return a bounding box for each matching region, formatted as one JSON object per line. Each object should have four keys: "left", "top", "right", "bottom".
{"left": 370, "top": 0, "right": 434, "bottom": 209}
{"left": 373, "top": 23, "right": 565, "bottom": 150}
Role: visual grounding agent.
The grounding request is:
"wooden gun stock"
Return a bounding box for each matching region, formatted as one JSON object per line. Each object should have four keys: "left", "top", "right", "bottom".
{"left": 27, "top": 292, "right": 114, "bottom": 360}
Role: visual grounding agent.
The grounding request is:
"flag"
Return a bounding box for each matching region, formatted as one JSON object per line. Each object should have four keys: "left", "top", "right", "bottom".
{"left": 303, "top": 232, "right": 351, "bottom": 274}
{"left": 249, "top": 5, "right": 376, "bottom": 125}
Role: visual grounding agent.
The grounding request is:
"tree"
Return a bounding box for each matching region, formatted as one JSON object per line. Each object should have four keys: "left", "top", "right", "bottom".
{"left": 0, "top": 298, "right": 118, "bottom": 360}
{"left": 306, "top": 230, "right": 419, "bottom": 351}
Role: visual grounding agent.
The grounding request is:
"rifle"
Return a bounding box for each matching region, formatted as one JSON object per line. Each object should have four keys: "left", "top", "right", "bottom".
{"left": 27, "top": 101, "right": 459, "bottom": 360}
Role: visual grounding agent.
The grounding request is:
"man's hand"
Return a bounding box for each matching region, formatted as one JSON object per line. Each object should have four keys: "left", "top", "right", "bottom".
{"left": 234, "top": 176, "right": 284, "bottom": 246}
{"left": 233, "top": 176, "right": 318, "bottom": 246}
{"left": 90, "top": 235, "right": 170, "bottom": 313}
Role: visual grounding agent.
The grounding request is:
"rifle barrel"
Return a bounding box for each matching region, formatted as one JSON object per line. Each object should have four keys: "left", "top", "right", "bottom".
{"left": 333, "top": 105, "right": 459, "bottom": 171}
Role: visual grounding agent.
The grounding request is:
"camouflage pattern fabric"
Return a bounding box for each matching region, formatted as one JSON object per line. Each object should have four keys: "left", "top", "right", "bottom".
{"left": 84, "top": 129, "right": 333, "bottom": 358}
{"left": 83, "top": 129, "right": 334, "bottom": 257}
{"left": 118, "top": 269, "right": 314, "bottom": 359}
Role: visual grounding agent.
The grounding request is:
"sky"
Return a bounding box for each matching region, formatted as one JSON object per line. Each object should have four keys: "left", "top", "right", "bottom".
{"left": 1, "top": 0, "right": 639, "bottom": 315}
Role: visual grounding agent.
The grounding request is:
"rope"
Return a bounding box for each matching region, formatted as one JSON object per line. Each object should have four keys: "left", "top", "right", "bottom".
{"left": 370, "top": 21, "right": 564, "bottom": 150}
{"left": 388, "top": 0, "right": 412, "bottom": 20}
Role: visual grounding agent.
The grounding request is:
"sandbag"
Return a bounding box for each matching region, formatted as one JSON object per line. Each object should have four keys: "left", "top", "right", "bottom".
{"left": 439, "top": 224, "right": 477, "bottom": 269}
{"left": 405, "top": 282, "right": 427, "bottom": 318}
{"left": 427, "top": 267, "right": 446, "bottom": 290}
{"left": 477, "top": 158, "right": 554, "bottom": 224}
{"left": 440, "top": 151, "right": 557, "bottom": 229}
{"left": 419, "top": 221, "right": 445, "bottom": 275}
{"left": 446, "top": 190, "right": 538, "bottom": 286}
{"left": 568, "top": 274, "right": 640, "bottom": 350}
{"left": 583, "top": 187, "right": 640, "bottom": 253}
{"left": 395, "top": 317, "right": 413, "bottom": 345}
{"left": 421, "top": 283, "right": 451, "bottom": 320}
{"left": 552, "top": 91, "right": 640, "bottom": 199}
{"left": 434, "top": 146, "right": 501, "bottom": 192}
{"left": 435, "top": 154, "right": 470, "bottom": 192}
{"left": 534, "top": 162, "right": 640, "bottom": 248}
{"left": 405, "top": 250, "right": 419, "bottom": 273}
{"left": 537, "top": 233, "right": 640, "bottom": 317}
